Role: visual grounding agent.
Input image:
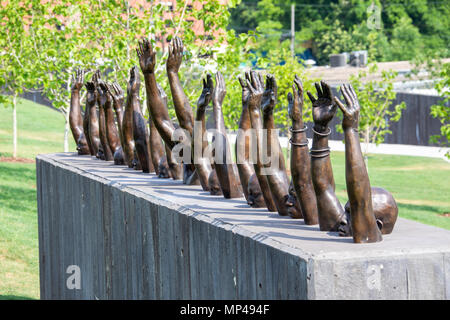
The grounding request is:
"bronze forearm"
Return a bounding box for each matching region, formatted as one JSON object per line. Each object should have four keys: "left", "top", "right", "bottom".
{"left": 122, "top": 90, "right": 136, "bottom": 168}
{"left": 69, "top": 89, "right": 90, "bottom": 155}
{"left": 290, "top": 120, "right": 318, "bottom": 225}
{"left": 98, "top": 103, "right": 113, "bottom": 161}
{"left": 311, "top": 129, "right": 345, "bottom": 230}
{"left": 248, "top": 106, "right": 277, "bottom": 211}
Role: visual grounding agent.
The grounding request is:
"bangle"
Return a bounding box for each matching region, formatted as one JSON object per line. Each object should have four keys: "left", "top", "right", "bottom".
{"left": 310, "top": 151, "right": 330, "bottom": 158}
{"left": 310, "top": 147, "right": 330, "bottom": 153}
{"left": 312, "top": 126, "right": 331, "bottom": 136}
{"left": 310, "top": 147, "right": 331, "bottom": 158}
{"left": 289, "top": 125, "right": 307, "bottom": 133}
{"left": 289, "top": 138, "right": 308, "bottom": 147}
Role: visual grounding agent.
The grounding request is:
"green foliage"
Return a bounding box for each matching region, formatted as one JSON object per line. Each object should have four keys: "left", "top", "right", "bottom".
{"left": 338, "top": 63, "right": 406, "bottom": 152}
{"left": 429, "top": 63, "right": 450, "bottom": 157}
{"left": 254, "top": 47, "right": 318, "bottom": 133}
{"left": 0, "top": 0, "right": 37, "bottom": 104}
{"left": 230, "top": 0, "right": 450, "bottom": 65}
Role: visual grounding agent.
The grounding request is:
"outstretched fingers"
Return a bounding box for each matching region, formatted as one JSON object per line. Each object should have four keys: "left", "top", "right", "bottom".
{"left": 294, "top": 75, "right": 303, "bottom": 95}
{"left": 334, "top": 96, "right": 347, "bottom": 115}
{"left": 307, "top": 91, "right": 316, "bottom": 104}
{"left": 238, "top": 76, "right": 246, "bottom": 89}
{"left": 321, "top": 80, "right": 333, "bottom": 100}
{"left": 341, "top": 84, "right": 353, "bottom": 108}
{"left": 314, "top": 82, "right": 323, "bottom": 98}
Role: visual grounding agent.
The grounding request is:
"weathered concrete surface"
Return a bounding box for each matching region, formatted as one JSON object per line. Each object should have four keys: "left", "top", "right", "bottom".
{"left": 36, "top": 153, "right": 450, "bottom": 300}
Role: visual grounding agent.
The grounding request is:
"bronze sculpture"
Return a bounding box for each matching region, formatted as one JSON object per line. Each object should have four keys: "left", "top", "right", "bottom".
{"left": 340, "top": 187, "right": 398, "bottom": 237}
{"left": 246, "top": 71, "right": 277, "bottom": 212}
{"left": 85, "top": 71, "right": 102, "bottom": 159}
{"left": 155, "top": 83, "right": 183, "bottom": 180}
{"left": 69, "top": 69, "right": 90, "bottom": 155}
{"left": 67, "top": 34, "right": 400, "bottom": 244}
{"left": 128, "top": 66, "right": 154, "bottom": 173}
{"left": 334, "top": 84, "right": 382, "bottom": 243}
{"left": 122, "top": 68, "right": 140, "bottom": 169}
{"left": 149, "top": 113, "right": 170, "bottom": 178}
{"left": 103, "top": 82, "right": 126, "bottom": 165}
{"left": 260, "top": 73, "right": 302, "bottom": 218}
{"left": 236, "top": 74, "right": 265, "bottom": 207}
{"left": 287, "top": 76, "right": 319, "bottom": 225}
{"left": 307, "top": 81, "right": 348, "bottom": 231}
{"left": 165, "top": 37, "right": 200, "bottom": 185}
{"left": 97, "top": 80, "right": 114, "bottom": 161}
{"left": 211, "top": 72, "right": 243, "bottom": 198}
{"left": 193, "top": 74, "right": 222, "bottom": 194}
{"left": 137, "top": 38, "right": 183, "bottom": 180}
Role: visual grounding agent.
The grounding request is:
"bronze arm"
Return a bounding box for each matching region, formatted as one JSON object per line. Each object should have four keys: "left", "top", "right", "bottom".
{"left": 85, "top": 72, "right": 101, "bottom": 159}
{"left": 307, "top": 81, "right": 347, "bottom": 231}
{"left": 128, "top": 66, "right": 154, "bottom": 173}
{"left": 246, "top": 71, "right": 277, "bottom": 212}
{"left": 193, "top": 74, "right": 221, "bottom": 194}
{"left": 69, "top": 69, "right": 90, "bottom": 155}
{"left": 211, "top": 72, "right": 242, "bottom": 199}
{"left": 334, "top": 84, "right": 382, "bottom": 243}
{"left": 97, "top": 80, "right": 114, "bottom": 161}
{"left": 137, "top": 38, "right": 182, "bottom": 180}
{"left": 287, "top": 75, "right": 319, "bottom": 225}
{"left": 99, "top": 81, "right": 123, "bottom": 165}
{"left": 261, "top": 74, "right": 302, "bottom": 218}
{"left": 122, "top": 70, "right": 138, "bottom": 168}
{"left": 236, "top": 74, "right": 265, "bottom": 207}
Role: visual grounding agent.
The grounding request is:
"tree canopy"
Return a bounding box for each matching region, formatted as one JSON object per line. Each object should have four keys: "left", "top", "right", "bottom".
{"left": 229, "top": 0, "right": 450, "bottom": 64}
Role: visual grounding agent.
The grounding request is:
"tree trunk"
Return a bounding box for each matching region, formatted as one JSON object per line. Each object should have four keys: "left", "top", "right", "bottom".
{"left": 64, "top": 110, "right": 69, "bottom": 152}
{"left": 64, "top": 73, "right": 72, "bottom": 153}
{"left": 364, "top": 126, "right": 370, "bottom": 174}
{"left": 12, "top": 94, "right": 17, "bottom": 159}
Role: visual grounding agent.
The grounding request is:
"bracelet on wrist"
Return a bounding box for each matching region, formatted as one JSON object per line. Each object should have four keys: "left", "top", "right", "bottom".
{"left": 310, "top": 147, "right": 330, "bottom": 153}
{"left": 289, "top": 125, "right": 307, "bottom": 133}
{"left": 312, "top": 126, "right": 331, "bottom": 136}
{"left": 310, "top": 151, "right": 330, "bottom": 158}
{"left": 289, "top": 138, "right": 308, "bottom": 147}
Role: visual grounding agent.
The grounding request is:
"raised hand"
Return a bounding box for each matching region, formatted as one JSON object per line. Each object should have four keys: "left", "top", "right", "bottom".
{"left": 91, "top": 69, "right": 101, "bottom": 89}
{"left": 288, "top": 75, "right": 304, "bottom": 122}
{"left": 137, "top": 38, "right": 156, "bottom": 74}
{"left": 98, "top": 81, "right": 112, "bottom": 108}
{"left": 85, "top": 81, "right": 97, "bottom": 105}
{"left": 261, "top": 74, "right": 277, "bottom": 114}
{"left": 307, "top": 80, "right": 337, "bottom": 131}
{"left": 127, "top": 66, "right": 141, "bottom": 95}
{"left": 246, "top": 71, "right": 264, "bottom": 110}
{"left": 71, "top": 69, "right": 84, "bottom": 91}
{"left": 105, "top": 82, "right": 124, "bottom": 107}
{"left": 238, "top": 72, "right": 251, "bottom": 106}
{"left": 197, "top": 74, "right": 213, "bottom": 110}
{"left": 334, "top": 84, "right": 360, "bottom": 130}
{"left": 166, "top": 36, "right": 183, "bottom": 73}
{"left": 212, "top": 71, "right": 226, "bottom": 107}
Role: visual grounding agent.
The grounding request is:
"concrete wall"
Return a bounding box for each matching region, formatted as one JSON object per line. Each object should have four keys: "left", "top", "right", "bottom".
{"left": 37, "top": 153, "right": 450, "bottom": 300}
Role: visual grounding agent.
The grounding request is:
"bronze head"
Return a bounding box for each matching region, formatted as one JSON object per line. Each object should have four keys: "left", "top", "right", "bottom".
{"left": 247, "top": 173, "right": 266, "bottom": 208}
{"left": 208, "top": 170, "right": 223, "bottom": 196}
{"left": 285, "top": 181, "right": 303, "bottom": 219}
{"left": 342, "top": 187, "right": 398, "bottom": 236}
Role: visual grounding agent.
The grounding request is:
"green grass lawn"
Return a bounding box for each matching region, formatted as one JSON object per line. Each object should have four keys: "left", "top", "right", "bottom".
{"left": 0, "top": 98, "right": 76, "bottom": 159}
{"left": 0, "top": 98, "right": 449, "bottom": 300}
{"left": 0, "top": 98, "right": 74, "bottom": 300}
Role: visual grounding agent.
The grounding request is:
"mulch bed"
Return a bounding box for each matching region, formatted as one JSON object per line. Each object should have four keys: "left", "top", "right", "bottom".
{"left": 0, "top": 156, "right": 35, "bottom": 163}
